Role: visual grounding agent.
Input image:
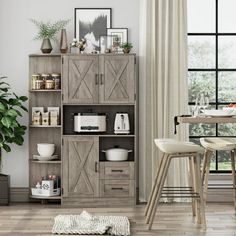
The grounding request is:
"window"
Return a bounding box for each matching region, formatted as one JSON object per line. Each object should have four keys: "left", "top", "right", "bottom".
{"left": 188, "top": 0, "right": 236, "bottom": 172}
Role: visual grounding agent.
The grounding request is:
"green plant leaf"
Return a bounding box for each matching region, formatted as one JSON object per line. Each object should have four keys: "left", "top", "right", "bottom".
{"left": 20, "top": 105, "right": 28, "bottom": 112}
{"left": 2, "top": 126, "right": 14, "bottom": 137}
{"left": 9, "top": 98, "right": 21, "bottom": 106}
{"left": 6, "top": 109, "right": 18, "bottom": 117}
{"left": 13, "top": 136, "right": 24, "bottom": 145}
{"left": 0, "top": 102, "right": 6, "bottom": 112}
{"left": 19, "top": 96, "right": 28, "bottom": 102}
{"left": 3, "top": 143, "right": 11, "bottom": 152}
{"left": 1, "top": 116, "right": 12, "bottom": 128}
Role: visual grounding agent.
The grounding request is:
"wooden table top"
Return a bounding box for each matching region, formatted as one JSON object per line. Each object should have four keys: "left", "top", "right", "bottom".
{"left": 179, "top": 116, "right": 236, "bottom": 124}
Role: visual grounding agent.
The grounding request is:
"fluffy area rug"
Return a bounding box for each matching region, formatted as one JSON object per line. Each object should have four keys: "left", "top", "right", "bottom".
{"left": 52, "top": 211, "right": 130, "bottom": 235}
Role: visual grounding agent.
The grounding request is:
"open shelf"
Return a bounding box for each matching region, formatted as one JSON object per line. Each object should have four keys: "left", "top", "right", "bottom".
{"left": 29, "top": 89, "right": 61, "bottom": 92}
{"left": 30, "top": 160, "right": 61, "bottom": 164}
{"left": 30, "top": 125, "right": 61, "bottom": 128}
{"left": 30, "top": 195, "right": 61, "bottom": 200}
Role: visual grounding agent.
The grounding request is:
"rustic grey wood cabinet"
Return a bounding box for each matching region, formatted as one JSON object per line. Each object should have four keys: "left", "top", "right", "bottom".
{"left": 62, "top": 54, "right": 135, "bottom": 104}
{"left": 62, "top": 136, "right": 99, "bottom": 198}
{"left": 61, "top": 54, "right": 138, "bottom": 207}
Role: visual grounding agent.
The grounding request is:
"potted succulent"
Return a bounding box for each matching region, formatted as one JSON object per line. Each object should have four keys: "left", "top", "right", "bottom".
{"left": 121, "top": 42, "right": 133, "bottom": 54}
{"left": 0, "top": 76, "right": 28, "bottom": 205}
{"left": 30, "top": 19, "right": 70, "bottom": 54}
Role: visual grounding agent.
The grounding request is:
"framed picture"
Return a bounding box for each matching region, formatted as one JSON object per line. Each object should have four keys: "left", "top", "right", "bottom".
{"left": 99, "top": 35, "right": 124, "bottom": 53}
{"left": 107, "top": 28, "right": 128, "bottom": 52}
{"left": 74, "top": 8, "right": 112, "bottom": 52}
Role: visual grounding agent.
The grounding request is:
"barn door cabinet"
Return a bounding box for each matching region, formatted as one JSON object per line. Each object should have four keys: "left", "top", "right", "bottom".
{"left": 62, "top": 54, "right": 135, "bottom": 104}
{"left": 62, "top": 54, "right": 138, "bottom": 207}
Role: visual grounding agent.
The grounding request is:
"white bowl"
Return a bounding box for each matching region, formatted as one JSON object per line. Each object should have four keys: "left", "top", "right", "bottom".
{"left": 204, "top": 109, "right": 233, "bottom": 116}
{"left": 223, "top": 107, "right": 236, "bottom": 115}
{"left": 37, "top": 143, "right": 55, "bottom": 157}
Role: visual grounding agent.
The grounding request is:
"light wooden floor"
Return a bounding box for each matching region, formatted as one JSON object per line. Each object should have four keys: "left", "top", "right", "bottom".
{"left": 0, "top": 203, "right": 236, "bottom": 236}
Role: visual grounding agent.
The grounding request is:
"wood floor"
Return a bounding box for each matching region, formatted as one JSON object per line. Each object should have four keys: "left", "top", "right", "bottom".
{"left": 0, "top": 203, "right": 236, "bottom": 236}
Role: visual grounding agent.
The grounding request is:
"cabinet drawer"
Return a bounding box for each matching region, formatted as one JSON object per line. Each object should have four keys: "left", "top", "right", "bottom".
{"left": 100, "top": 180, "right": 134, "bottom": 197}
{"left": 100, "top": 162, "right": 134, "bottom": 180}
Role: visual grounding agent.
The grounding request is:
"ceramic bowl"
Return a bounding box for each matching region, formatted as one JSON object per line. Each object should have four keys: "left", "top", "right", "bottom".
{"left": 37, "top": 143, "right": 55, "bottom": 157}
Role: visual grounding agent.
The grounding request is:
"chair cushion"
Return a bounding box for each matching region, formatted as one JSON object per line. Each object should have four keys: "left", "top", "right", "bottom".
{"left": 200, "top": 137, "right": 236, "bottom": 151}
{"left": 154, "top": 139, "right": 204, "bottom": 154}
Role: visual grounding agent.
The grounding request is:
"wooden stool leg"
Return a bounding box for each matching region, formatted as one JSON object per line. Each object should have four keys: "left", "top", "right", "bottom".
{"left": 193, "top": 154, "right": 206, "bottom": 229}
{"left": 201, "top": 150, "right": 211, "bottom": 185}
{"left": 145, "top": 155, "right": 169, "bottom": 224}
{"left": 202, "top": 150, "right": 212, "bottom": 202}
{"left": 145, "top": 153, "right": 166, "bottom": 216}
{"left": 231, "top": 150, "right": 236, "bottom": 212}
{"left": 189, "top": 156, "right": 196, "bottom": 217}
{"left": 147, "top": 156, "right": 171, "bottom": 230}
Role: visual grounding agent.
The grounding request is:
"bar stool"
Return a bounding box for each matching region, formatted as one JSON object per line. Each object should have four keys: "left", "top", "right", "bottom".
{"left": 200, "top": 138, "right": 236, "bottom": 210}
{"left": 145, "top": 139, "right": 206, "bottom": 230}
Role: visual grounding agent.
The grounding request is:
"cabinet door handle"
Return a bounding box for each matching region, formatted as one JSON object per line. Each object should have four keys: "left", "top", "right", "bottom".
{"left": 111, "top": 169, "right": 123, "bottom": 172}
{"left": 95, "top": 74, "right": 99, "bottom": 85}
{"left": 95, "top": 162, "right": 99, "bottom": 172}
{"left": 100, "top": 74, "right": 104, "bottom": 85}
{"left": 111, "top": 187, "right": 124, "bottom": 190}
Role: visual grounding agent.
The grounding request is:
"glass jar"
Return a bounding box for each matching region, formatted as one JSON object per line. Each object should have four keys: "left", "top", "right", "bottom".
{"left": 34, "top": 78, "right": 44, "bottom": 90}
{"left": 41, "top": 74, "right": 50, "bottom": 89}
{"left": 51, "top": 73, "right": 61, "bottom": 90}
{"left": 45, "top": 78, "right": 55, "bottom": 89}
{"left": 31, "top": 74, "right": 41, "bottom": 90}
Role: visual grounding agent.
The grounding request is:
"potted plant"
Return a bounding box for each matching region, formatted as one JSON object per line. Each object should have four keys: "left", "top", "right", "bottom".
{"left": 30, "top": 19, "right": 70, "bottom": 54}
{"left": 121, "top": 42, "right": 133, "bottom": 54}
{"left": 70, "top": 38, "right": 86, "bottom": 54}
{"left": 0, "top": 76, "right": 28, "bottom": 205}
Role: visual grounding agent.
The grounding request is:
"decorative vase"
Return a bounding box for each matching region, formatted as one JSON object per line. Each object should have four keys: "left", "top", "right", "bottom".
{"left": 41, "top": 38, "right": 52, "bottom": 54}
{"left": 70, "top": 47, "right": 80, "bottom": 54}
{"left": 123, "top": 48, "right": 131, "bottom": 54}
{"left": 60, "top": 29, "right": 68, "bottom": 53}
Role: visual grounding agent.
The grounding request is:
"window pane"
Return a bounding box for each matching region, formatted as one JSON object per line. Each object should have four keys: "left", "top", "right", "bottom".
{"left": 187, "top": 0, "right": 215, "bottom": 33}
{"left": 218, "top": 151, "right": 231, "bottom": 171}
{"left": 188, "top": 36, "right": 215, "bottom": 68}
{"left": 218, "top": 36, "right": 236, "bottom": 68}
{"left": 218, "top": 72, "right": 236, "bottom": 102}
{"left": 189, "top": 124, "right": 216, "bottom": 136}
{"left": 188, "top": 72, "right": 215, "bottom": 103}
{"left": 218, "top": 0, "right": 236, "bottom": 33}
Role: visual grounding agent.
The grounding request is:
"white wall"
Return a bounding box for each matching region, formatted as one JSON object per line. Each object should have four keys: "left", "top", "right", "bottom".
{"left": 0, "top": 0, "right": 140, "bottom": 187}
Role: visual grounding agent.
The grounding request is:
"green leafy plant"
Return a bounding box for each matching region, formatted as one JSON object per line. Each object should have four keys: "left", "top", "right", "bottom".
{"left": 30, "top": 19, "right": 70, "bottom": 40}
{"left": 121, "top": 42, "right": 133, "bottom": 50}
{"left": 0, "top": 76, "right": 28, "bottom": 171}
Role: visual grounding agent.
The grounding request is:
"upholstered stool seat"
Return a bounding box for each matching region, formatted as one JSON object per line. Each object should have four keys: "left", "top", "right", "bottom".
{"left": 145, "top": 139, "right": 206, "bottom": 230}
{"left": 200, "top": 137, "right": 236, "bottom": 210}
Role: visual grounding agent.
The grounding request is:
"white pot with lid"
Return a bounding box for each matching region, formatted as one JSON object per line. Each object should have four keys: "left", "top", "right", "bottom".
{"left": 102, "top": 148, "right": 132, "bottom": 161}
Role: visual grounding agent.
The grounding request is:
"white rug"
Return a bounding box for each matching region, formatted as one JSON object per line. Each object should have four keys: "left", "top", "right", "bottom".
{"left": 52, "top": 211, "right": 130, "bottom": 235}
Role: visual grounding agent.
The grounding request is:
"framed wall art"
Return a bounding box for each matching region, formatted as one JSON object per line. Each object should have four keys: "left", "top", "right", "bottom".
{"left": 107, "top": 28, "right": 128, "bottom": 52}
{"left": 74, "top": 8, "right": 112, "bottom": 52}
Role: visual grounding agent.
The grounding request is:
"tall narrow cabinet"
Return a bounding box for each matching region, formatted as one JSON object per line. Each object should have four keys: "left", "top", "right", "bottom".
{"left": 28, "top": 54, "right": 62, "bottom": 202}
{"left": 62, "top": 54, "right": 138, "bottom": 206}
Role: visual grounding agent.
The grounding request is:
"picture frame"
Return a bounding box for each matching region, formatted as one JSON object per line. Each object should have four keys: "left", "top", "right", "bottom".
{"left": 74, "top": 8, "right": 112, "bottom": 52}
{"left": 107, "top": 28, "right": 128, "bottom": 52}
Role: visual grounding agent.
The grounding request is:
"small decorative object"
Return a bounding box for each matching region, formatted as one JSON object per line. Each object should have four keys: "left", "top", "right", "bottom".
{"left": 31, "top": 74, "right": 41, "bottom": 90}
{"left": 51, "top": 73, "right": 61, "bottom": 89}
{"left": 121, "top": 42, "right": 133, "bottom": 54}
{"left": 32, "top": 111, "right": 41, "bottom": 126}
{"left": 37, "top": 143, "right": 55, "bottom": 157}
{"left": 45, "top": 77, "right": 55, "bottom": 89}
{"left": 99, "top": 35, "right": 118, "bottom": 53}
{"left": 107, "top": 28, "right": 128, "bottom": 52}
{"left": 70, "top": 38, "right": 86, "bottom": 53}
{"left": 48, "top": 107, "right": 60, "bottom": 126}
{"left": 60, "top": 29, "right": 68, "bottom": 53}
{"left": 30, "top": 19, "right": 70, "bottom": 54}
{"left": 42, "top": 111, "right": 49, "bottom": 125}
{"left": 75, "top": 8, "right": 112, "bottom": 52}
{"left": 36, "top": 182, "right": 41, "bottom": 189}
{"left": 32, "top": 107, "right": 44, "bottom": 125}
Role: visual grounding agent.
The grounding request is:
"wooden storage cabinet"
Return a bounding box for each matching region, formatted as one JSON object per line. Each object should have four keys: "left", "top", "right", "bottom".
{"left": 62, "top": 54, "right": 135, "bottom": 104}
{"left": 62, "top": 136, "right": 99, "bottom": 198}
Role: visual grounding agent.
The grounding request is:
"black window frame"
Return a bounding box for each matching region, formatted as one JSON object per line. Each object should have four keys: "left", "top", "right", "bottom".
{"left": 188, "top": 0, "right": 236, "bottom": 173}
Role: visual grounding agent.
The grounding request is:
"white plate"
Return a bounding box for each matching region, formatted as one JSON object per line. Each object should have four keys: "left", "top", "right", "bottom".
{"left": 204, "top": 109, "right": 233, "bottom": 116}
{"left": 33, "top": 154, "right": 58, "bottom": 161}
{"left": 207, "top": 114, "right": 233, "bottom": 117}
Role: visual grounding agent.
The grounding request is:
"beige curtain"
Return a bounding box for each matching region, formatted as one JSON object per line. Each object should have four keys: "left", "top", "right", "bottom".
{"left": 139, "top": 0, "right": 189, "bottom": 202}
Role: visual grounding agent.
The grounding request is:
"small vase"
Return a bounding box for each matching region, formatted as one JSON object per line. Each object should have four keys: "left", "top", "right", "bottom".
{"left": 41, "top": 38, "right": 52, "bottom": 54}
{"left": 70, "top": 47, "right": 80, "bottom": 54}
{"left": 123, "top": 48, "right": 131, "bottom": 54}
{"left": 60, "top": 29, "right": 68, "bottom": 53}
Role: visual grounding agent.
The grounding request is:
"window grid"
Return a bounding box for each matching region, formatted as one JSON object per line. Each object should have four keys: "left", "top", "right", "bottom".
{"left": 188, "top": 0, "right": 235, "bottom": 172}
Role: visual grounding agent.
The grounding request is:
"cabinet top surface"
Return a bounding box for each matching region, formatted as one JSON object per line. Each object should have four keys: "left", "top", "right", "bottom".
{"left": 29, "top": 53, "right": 136, "bottom": 57}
